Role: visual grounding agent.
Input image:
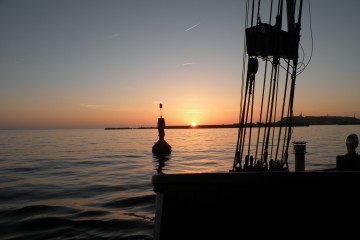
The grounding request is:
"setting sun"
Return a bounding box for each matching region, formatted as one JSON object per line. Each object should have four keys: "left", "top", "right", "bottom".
{"left": 191, "top": 122, "right": 197, "bottom": 127}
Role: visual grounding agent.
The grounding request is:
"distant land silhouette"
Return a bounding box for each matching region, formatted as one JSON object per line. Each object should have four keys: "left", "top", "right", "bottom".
{"left": 105, "top": 115, "right": 360, "bottom": 130}
{"left": 283, "top": 114, "right": 360, "bottom": 126}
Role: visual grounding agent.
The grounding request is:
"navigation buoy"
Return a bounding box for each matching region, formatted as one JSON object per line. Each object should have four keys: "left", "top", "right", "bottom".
{"left": 152, "top": 103, "right": 172, "bottom": 155}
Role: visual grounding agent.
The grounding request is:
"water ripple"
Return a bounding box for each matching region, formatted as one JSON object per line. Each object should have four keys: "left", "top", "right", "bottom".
{"left": 1, "top": 127, "right": 358, "bottom": 239}
{"left": 104, "top": 195, "right": 156, "bottom": 209}
{"left": 0, "top": 216, "right": 153, "bottom": 240}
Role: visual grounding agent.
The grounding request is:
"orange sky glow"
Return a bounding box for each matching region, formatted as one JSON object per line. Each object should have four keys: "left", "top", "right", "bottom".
{"left": 1, "top": 1, "right": 360, "bottom": 129}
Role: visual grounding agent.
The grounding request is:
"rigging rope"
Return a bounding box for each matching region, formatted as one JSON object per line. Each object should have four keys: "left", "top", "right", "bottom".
{"left": 231, "top": 0, "right": 304, "bottom": 172}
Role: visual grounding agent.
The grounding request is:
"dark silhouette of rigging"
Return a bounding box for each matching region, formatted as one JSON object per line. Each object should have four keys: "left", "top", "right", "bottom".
{"left": 232, "top": 0, "right": 303, "bottom": 172}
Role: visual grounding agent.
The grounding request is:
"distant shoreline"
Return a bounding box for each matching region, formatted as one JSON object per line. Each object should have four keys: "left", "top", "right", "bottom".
{"left": 105, "top": 115, "right": 360, "bottom": 130}
{"left": 104, "top": 123, "right": 360, "bottom": 130}
{"left": 104, "top": 123, "right": 307, "bottom": 130}
{"left": 104, "top": 125, "right": 238, "bottom": 130}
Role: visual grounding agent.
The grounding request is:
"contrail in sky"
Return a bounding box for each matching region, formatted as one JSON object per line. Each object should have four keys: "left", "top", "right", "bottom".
{"left": 185, "top": 23, "right": 200, "bottom": 31}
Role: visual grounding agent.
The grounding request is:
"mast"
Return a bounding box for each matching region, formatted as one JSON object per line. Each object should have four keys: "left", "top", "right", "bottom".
{"left": 231, "top": 0, "right": 303, "bottom": 172}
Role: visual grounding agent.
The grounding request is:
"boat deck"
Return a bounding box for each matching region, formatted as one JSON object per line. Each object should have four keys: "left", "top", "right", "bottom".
{"left": 152, "top": 170, "right": 360, "bottom": 239}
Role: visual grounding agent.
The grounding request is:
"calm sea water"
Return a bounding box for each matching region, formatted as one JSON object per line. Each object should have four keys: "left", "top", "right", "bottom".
{"left": 1, "top": 125, "right": 359, "bottom": 239}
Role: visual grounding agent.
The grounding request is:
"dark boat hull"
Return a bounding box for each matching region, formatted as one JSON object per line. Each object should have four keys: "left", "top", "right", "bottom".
{"left": 152, "top": 171, "right": 360, "bottom": 239}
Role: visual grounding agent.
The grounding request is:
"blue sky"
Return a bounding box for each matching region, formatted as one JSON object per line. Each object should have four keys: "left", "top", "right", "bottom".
{"left": 0, "top": 0, "right": 360, "bottom": 128}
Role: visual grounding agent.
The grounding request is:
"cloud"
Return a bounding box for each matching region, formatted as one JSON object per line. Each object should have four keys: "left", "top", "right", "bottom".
{"left": 185, "top": 109, "right": 202, "bottom": 114}
{"left": 185, "top": 23, "right": 201, "bottom": 32}
{"left": 82, "top": 104, "right": 123, "bottom": 112}
{"left": 182, "top": 62, "right": 196, "bottom": 66}
{"left": 109, "top": 33, "right": 121, "bottom": 39}
{"left": 188, "top": 97, "right": 200, "bottom": 102}
{"left": 85, "top": 104, "right": 100, "bottom": 109}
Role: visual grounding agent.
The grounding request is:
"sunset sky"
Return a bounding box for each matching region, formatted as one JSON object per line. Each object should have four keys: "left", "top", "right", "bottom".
{"left": 1, "top": 0, "right": 360, "bottom": 129}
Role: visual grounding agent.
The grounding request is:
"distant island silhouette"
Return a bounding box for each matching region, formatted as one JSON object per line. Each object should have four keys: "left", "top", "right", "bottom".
{"left": 283, "top": 114, "right": 360, "bottom": 126}
{"left": 105, "top": 115, "right": 360, "bottom": 130}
